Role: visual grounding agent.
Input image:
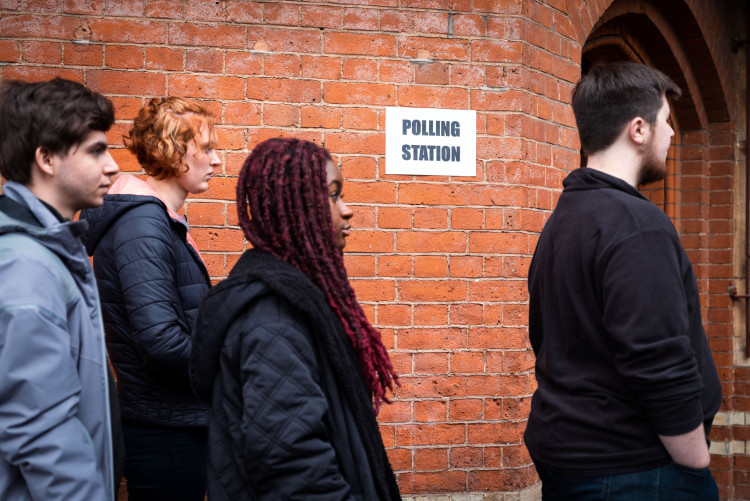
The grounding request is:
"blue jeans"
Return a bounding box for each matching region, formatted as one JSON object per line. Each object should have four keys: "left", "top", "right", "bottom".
{"left": 122, "top": 421, "right": 208, "bottom": 501}
{"left": 534, "top": 461, "right": 719, "bottom": 501}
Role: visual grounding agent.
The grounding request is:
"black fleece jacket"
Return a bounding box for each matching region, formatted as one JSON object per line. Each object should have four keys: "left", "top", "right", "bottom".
{"left": 525, "top": 167, "right": 721, "bottom": 476}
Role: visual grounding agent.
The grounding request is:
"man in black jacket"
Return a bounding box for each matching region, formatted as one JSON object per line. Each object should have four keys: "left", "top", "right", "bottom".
{"left": 525, "top": 62, "right": 722, "bottom": 500}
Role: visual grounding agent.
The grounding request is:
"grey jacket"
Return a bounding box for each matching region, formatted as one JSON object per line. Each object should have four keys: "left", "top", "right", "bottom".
{"left": 0, "top": 182, "right": 114, "bottom": 501}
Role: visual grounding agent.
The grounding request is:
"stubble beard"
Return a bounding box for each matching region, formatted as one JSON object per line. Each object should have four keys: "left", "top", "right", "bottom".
{"left": 637, "top": 140, "right": 667, "bottom": 187}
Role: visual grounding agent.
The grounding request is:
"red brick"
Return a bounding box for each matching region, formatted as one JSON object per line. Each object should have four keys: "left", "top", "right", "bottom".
{"left": 185, "top": 0, "right": 223, "bottom": 22}
{"left": 380, "top": 60, "right": 414, "bottom": 83}
{"left": 454, "top": 14, "right": 486, "bottom": 36}
{"left": 450, "top": 398, "right": 484, "bottom": 420}
{"left": 397, "top": 374, "right": 467, "bottom": 399}
{"left": 396, "top": 231, "right": 466, "bottom": 254}
{"left": 324, "top": 82, "right": 395, "bottom": 106}
{"left": 145, "top": 47, "right": 182, "bottom": 71}
{"left": 414, "top": 447, "right": 448, "bottom": 470}
{"left": 301, "top": 105, "right": 341, "bottom": 129}
{"left": 324, "top": 132, "right": 384, "bottom": 155}
{"left": 2, "top": 15, "right": 80, "bottom": 40}
{"left": 399, "top": 471, "right": 467, "bottom": 493}
{"left": 224, "top": 102, "right": 261, "bottom": 126}
{"left": 468, "top": 466, "right": 530, "bottom": 491}
{"left": 350, "top": 279, "right": 396, "bottom": 301}
{"left": 398, "top": 328, "right": 466, "bottom": 350}
{"left": 0, "top": 40, "right": 19, "bottom": 63}
{"left": 397, "top": 85, "right": 468, "bottom": 108}
{"left": 64, "top": 0, "right": 103, "bottom": 14}
{"left": 225, "top": 1, "right": 262, "bottom": 23}
{"left": 110, "top": 97, "right": 142, "bottom": 121}
{"left": 414, "top": 352, "right": 449, "bottom": 374}
{"left": 88, "top": 70, "right": 166, "bottom": 96}
{"left": 264, "top": 53, "right": 301, "bottom": 78}
{"left": 380, "top": 10, "right": 414, "bottom": 32}
{"left": 190, "top": 228, "right": 244, "bottom": 252}
{"left": 104, "top": 0, "right": 143, "bottom": 16}
{"left": 451, "top": 64, "right": 485, "bottom": 87}
{"left": 264, "top": 2, "right": 300, "bottom": 26}
{"left": 450, "top": 304, "right": 484, "bottom": 327}
{"left": 169, "top": 22, "right": 244, "bottom": 48}
{"left": 169, "top": 74, "right": 244, "bottom": 100}
{"left": 387, "top": 448, "right": 412, "bottom": 471}
{"left": 342, "top": 8, "right": 378, "bottom": 30}
{"left": 21, "top": 40, "right": 61, "bottom": 64}
{"left": 185, "top": 48, "right": 223, "bottom": 73}
{"left": 186, "top": 201, "right": 226, "bottom": 226}
{"left": 301, "top": 5, "right": 342, "bottom": 29}
{"left": 144, "top": 0, "right": 183, "bottom": 19}
{"left": 325, "top": 32, "right": 396, "bottom": 57}
{"left": 345, "top": 230, "right": 393, "bottom": 253}
{"left": 346, "top": 181, "right": 396, "bottom": 204}
{"left": 301, "top": 55, "right": 341, "bottom": 79}
{"left": 413, "top": 256, "right": 448, "bottom": 278}
{"left": 224, "top": 51, "right": 262, "bottom": 76}
{"left": 398, "top": 184, "right": 469, "bottom": 205}
{"left": 248, "top": 27, "right": 321, "bottom": 53}
{"left": 468, "top": 327, "right": 529, "bottom": 349}
{"left": 377, "top": 304, "right": 411, "bottom": 326}
{"left": 450, "top": 255, "right": 484, "bottom": 278}
{"left": 343, "top": 58, "right": 378, "bottom": 81}
{"left": 105, "top": 45, "right": 143, "bottom": 69}
{"left": 378, "top": 207, "right": 411, "bottom": 229}
{"left": 89, "top": 18, "right": 164, "bottom": 44}
{"left": 413, "top": 304, "right": 449, "bottom": 325}
{"left": 398, "top": 36, "right": 469, "bottom": 61}
{"left": 246, "top": 77, "right": 320, "bottom": 103}
{"left": 378, "top": 400, "right": 411, "bottom": 424}
{"left": 413, "top": 207, "right": 448, "bottom": 229}
{"left": 262, "top": 103, "right": 299, "bottom": 127}
{"left": 378, "top": 255, "right": 411, "bottom": 277}
{"left": 450, "top": 446, "right": 483, "bottom": 468}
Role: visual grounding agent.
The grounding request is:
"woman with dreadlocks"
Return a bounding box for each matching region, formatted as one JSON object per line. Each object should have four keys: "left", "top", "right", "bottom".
{"left": 190, "top": 137, "right": 401, "bottom": 500}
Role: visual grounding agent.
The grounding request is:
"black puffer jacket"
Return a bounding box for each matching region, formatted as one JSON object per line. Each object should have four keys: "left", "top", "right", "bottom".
{"left": 191, "top": 250, "right": 401, "bottom": 501}
{"left": 81, "top": 177, "right": 210, "bottom": 427}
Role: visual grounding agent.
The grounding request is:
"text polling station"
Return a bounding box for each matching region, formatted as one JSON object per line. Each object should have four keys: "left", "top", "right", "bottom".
{"left": 385, "top": 106, "right": 477, "bottom": 176}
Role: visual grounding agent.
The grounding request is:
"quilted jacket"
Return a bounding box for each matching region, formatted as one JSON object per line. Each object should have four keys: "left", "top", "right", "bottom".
{"left": 81, "top": 175, "right": 210, "bottom": 427}
{"left": 191, "top": 250, "right": 401, "bottom": 501}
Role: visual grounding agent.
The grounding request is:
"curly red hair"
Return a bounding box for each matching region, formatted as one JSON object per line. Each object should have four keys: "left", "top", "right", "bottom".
{"left": 125, "top": 96, "right": 216, "bottom": 179}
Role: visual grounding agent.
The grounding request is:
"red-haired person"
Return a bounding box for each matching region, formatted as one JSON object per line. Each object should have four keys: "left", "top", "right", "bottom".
{"left": 81, "top": 97, "right": 221, "bottom": 501}
{"left": 190, "top": 137, "right": 402, "bottom": 500}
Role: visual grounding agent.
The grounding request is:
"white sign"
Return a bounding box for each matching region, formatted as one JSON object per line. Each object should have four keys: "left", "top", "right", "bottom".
{"left": 385, "top": 106, "right": 476, "bottom": 176}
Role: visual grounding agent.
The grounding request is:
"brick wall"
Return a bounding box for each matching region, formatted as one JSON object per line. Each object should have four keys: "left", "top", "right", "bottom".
{"left": 0, "top": 0, "right": 743, "bottom": 499}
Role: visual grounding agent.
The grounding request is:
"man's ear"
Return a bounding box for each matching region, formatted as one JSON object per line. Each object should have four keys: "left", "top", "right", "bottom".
{"left": 33, "top": 146, "right": 56, "bottom": 177}
{"left": 627, "top": 117, "right": 650, "bottom": 146}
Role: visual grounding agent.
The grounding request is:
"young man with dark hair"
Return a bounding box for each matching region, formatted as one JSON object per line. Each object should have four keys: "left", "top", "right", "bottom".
{"left": 0, "top": 77, "right": 119, "bottom": 500}
{"left": 525, "top": 62, "right": 722, "bottom": 499}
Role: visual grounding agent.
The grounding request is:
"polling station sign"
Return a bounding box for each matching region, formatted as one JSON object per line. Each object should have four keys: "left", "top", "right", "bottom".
{"left": 385, "top": 107, "right": 476, "bottom": 176}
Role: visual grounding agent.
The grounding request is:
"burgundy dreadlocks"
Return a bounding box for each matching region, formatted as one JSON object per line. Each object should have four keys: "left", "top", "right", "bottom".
{"left": 236, "top": 137, "right": 398, "bottom": 411}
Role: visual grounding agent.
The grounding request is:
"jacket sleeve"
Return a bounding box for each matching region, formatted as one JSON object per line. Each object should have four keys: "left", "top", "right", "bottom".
{"left": 237, "top": 299, "right": 356, "bottom": 501}
{"left": 108, "top": 206, "right": 193, "bottom": 376}
{"left": 601, "top": 228, "right": 705, "bottom": 436}
{"left": 0, "top": 255, "right": 108, "bottom": 501}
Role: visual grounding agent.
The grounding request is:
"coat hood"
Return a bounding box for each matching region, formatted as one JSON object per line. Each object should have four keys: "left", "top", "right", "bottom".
{"left": 562, "top": 167, "right": 647, "bottom": 200}
{"left": 0, "top": 182, "right": 91, "bottom": 278}
{"left": 81, "top": 175, "right": 203, "bottom": 260}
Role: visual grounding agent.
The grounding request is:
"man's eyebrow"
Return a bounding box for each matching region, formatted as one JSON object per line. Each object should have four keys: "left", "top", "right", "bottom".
{"left": 87, "top": 141, "right": 109, "bottom": 150}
